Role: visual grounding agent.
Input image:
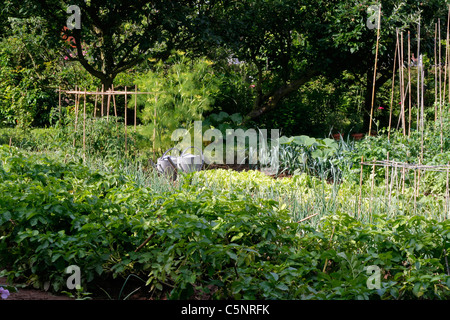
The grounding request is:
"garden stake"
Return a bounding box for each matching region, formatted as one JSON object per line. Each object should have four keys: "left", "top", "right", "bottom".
{"left": 388, "top": 33, "right": 398, "bottom": 140}
{"left": 153, "top": 94, "right": 158, "bottom": 159}
{"left": 435, "top": 23, "right": 438, "bottom": 115}
{"left": 101, "top": 84, "right": 104, "bottom": 117}
{"left": 112, "top": 84, "right": 118, "bottom": 120}
{"left": 417, "top": 163, "right": 422, "bottom": 199}
{"left": 58, "top": 85, "right": 61, "bottom": 122}
{"left": 444, "top": 12, "right": 450, "bottom": 109}
{"left": 401, "top": 31, "right": 406, "bottom": 135}
{"left": 408, "top": 31, "right": 412, "bottom": 136}
{"left": 370, "top": 158, "right": 375, "bottom": 215}
{"left": 390, "top": 163, "right": 396, "bottom": 209}
{"left": 417, "top": 18, "right": 421, "bottom": 130}
{"left": 439, "top": 18, "right": 442, "bottom": 107}
{"left": 368, "top": 4, "right": 381, "bottom": 136}
{"left": 83, "top": 89, "right": 86, "bottom": 163}
{"left": 73, "top": 86, "right": 79, "bottom": 148}
{"left": 421, "top": 64, "right": 425, "bottom": 161}
{"left": 358, "top": 156, "right": 364, "bottom": 219}
{"left": 385, "top": 152, "right": 389, "bottom": 201}
{"left": 402, "top": 167, "right": 405, "bottom": 194}
{"left": 93, "top": 87, "right": 98, "bottom": 118}
{"left": 446, "top": 6, "right": 450, "bottom": 103}
{"left": 414, "top": 169, "right": 417, "bottom": 213}
{"left": 135, "top": 84, "right": 137, "bottom": 131}
{"left": 106, "top": 88, "right": 111, "bottom": 121}
{"left": 297, "top": 212, "right": 320, "bottom": 223}
{"left": 124, "top": 86, "right": 128, "bottom": 155}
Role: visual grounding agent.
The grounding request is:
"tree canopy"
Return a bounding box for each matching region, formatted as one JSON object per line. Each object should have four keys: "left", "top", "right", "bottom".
{"left": 1, "top": 0, "right": 450, "bottom": 132}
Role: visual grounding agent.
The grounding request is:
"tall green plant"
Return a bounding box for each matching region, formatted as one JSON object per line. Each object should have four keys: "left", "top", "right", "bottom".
{"left": 132, "top": 52, "right": 221, "bottom": 154}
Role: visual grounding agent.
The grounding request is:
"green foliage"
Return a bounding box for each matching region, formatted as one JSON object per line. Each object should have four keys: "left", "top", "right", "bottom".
{"left": 347, "top": 109, "right": 450, "bottom": 193}
{"left": 1, "top": 146, "right": 450, "bottom": 299}
{"left": 133, "top": 52, "right": 221, "bottom": 154}
{"left": 277, "top": 134, "right": 355, "bottom": 181}
{"left": 0, "top": 16, "right": 99, "bottom": 128}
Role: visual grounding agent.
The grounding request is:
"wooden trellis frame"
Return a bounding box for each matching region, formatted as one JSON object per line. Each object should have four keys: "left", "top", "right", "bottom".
{"left": 358, "top": 158, "right": 450, "bottom": 218}
{"left": 59, "top": 86, "right": 157, "bottom": 160}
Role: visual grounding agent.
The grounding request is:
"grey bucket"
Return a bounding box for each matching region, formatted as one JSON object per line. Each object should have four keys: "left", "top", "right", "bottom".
{"left": 177, "top": 146, "right": 204, "bottom": 173}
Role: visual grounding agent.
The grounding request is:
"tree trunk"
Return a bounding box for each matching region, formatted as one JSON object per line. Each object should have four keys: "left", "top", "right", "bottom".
{"left": 245, "top": 69, "right": 318, "bottom": 121}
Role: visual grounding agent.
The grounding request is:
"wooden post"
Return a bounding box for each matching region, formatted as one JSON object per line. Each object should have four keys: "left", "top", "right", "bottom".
{"left": 93, "top": 88, "right": 98, "bottom": 118}
{"left": 124, "top": 86, "right": 128, "bottom": 155}
{"left": 385, "top": 153, "right": 390, "bottom": 201}
{"left": 447, "top": 5, "right": 450, "bottom": 104}
{"left": 435, "top": 23, "right": 438, "bottom": 117}
{"left": 408, "top": 31, "right": 412, "bottom": 136}
{"left": 413, "top": 169, "right": 417, "bottom": 213}
{"left": 370, "top": 158, "right": 375, "bottom": 215}
{"left": 402, "top": 166, "right": 405, "bottom": 194}
{"left": 101, "top": 84, "right": 104, "bottom": 117}
{"left": 153, "top": 95, "right": 158, "bottom": 160}
{"left": 58, "top": 85, "right": 61, "bottom": 122}
{"left": 388, "top": 32, "right": 399, "bottom": 140}
{"left": 107, "top": 88, "right": 111, "bottom": 121}
{"left": 112, "top": 84, "right": 118, "bottom": 121}
{"left": 83, "top": 89, "right": 86, "bottom": 162}
{"left": 421, "top": 60, "right": 425, "bottom": 162}
{"left": 417, "top": 165, "right": 421, "bottom": 201}
{"left": 417, "top": 19, "right": 421, "bottom": 131}
{"left": 134, "top": 85, "right": 137, "bottom": 131}
{"left": 447, "top": 164, "right": 450, "bottom": 219}
{"left": 73, "top": 86, "right": 79, "bottom": 148}
{"left": 444, "top": 14, "right": 449, "bottom": 110}
{"left": 358, "top": 156, "right": 364, "bottom": 219}
{"left": 368, "top": 5, "right": 381, "bottom": 136}
{"left": 439, "top": 18, "right": 442, "bottom": 107}
{"left": 400, "top": 32, "right": 406, "bottom": 136}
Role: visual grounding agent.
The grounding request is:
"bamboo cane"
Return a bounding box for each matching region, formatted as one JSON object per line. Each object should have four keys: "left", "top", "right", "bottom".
{"left": 388, "top": 32, "right": 399, "bottom": 140}
{"left": 58, "top": 85, "right": 61, "bottom": 122}
{"left": 417, "top": 19, "right": 421, "bottom": 131}
{"left": 413, "top": 169, "right": 417, "bottom": 213}
{"left": 93, "top": 88, "right": 98, "bottom": 118}
{"left": 124, "top": 86, "right": 128, "bottom": 155}
{"left": 370, "top": 158, "right": 375, "bottom": 215}
{"left": 106, "top": 88, "right": 111, "bottom": 121}
{"left": 435, "top": 23, "right": 438, "bottom": 116}
{"left": 153, "top": 95, "right": 158, "bottom": 159}
{"left": 447, "top": 164, "right": 450, "bottom": 219}
{"left": 402, "top": 166, "right": 405, "bottom": 194}
{"left": 112, "top": 85, "right": 118, "bottom": 121}
{"left": 134, "top": 85, "right": 137, "bottom": 131}
{"left": 396, "top": 30, "right": 404, "bottom": 132}
{"left": 400, "top": 32, "right": 406, "bottom": 135}
{"left": 83, "top": 89, "right": 86, "bottom": 162}
{"left": 408, "top": 31, "right": 412, "bottom": 136}
{"left": 446, "top": 5, "right": 450, "bottom": 104}
{"left": 385, "top": 152, "right": 390, "bottom": 202}
{"left": 358, "top": 156, "right": 364, "bottom": 219}
{"left": 444, "top": 14, "right": 449, "bottom": 109}
{"left": 421, "top": 62, "right": 425, "bottom": 162}
{"left": 439, "top": 18, "right": 442, "bottom": 107}
{"left": 369, "top": 5, "right": 381, "bottom": 136}
{"left": 73, "top": 86, "right": 79, "bottom": 148}
{"left": 101, "top": 84, "right": 104, "bottom": 117}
